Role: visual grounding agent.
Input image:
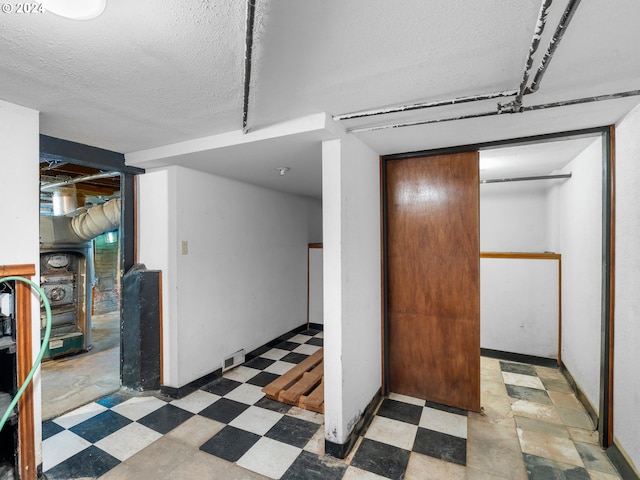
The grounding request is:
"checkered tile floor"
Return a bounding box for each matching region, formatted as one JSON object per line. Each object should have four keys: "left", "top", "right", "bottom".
{"left": 42, "top": 328, "right": 469, "bottom": 480}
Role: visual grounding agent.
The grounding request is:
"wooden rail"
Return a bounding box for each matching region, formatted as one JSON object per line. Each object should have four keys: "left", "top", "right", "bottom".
{"left": 481, "top": 252, "right": 561, "bottom": 260}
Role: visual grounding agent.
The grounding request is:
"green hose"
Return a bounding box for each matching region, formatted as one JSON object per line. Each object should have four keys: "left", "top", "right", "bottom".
{"left": 0, "top": 276, "right": 52, "bottom": 431}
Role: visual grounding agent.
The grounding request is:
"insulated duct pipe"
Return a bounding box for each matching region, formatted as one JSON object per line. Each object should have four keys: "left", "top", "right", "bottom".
{"left": 70, "top": 197, "right": 121, "bottom": 241}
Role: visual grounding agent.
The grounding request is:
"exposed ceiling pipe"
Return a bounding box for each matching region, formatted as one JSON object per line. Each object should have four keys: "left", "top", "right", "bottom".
{"left": 242, "top": 0, "right": 257, "bottom": 134}
{"left": 522, "top": 89, "right": 640, "bottom": 111}
{"left": 40, "top": 160, "right": 69, "bottom": 172}
{"left": 347, "top": 88, "right": 640, "bottom": 133}
{"left": 348, "top": 110, "right": 499, "bottom": 132}
{"left": 500, "top": 0, "right": 583, "bottom": 112}
{"left": 481, "top": 173, "right": 571, "bottom": 184}
{"left": 333, "top": 0, "right": 555, "bottom": 122}
{"left": 336, "top": 0, "right": 585, "bottom": 125}
{"left": 527, "top": 0, "right": 583, "bottom": 94}
{"left": 40, "top": 171, "right": 120, "bottom": 191}
{"left": 332, "top": 90, "right": 518, "bottom": 122}
{"left": 511, "top": 0, "right": 554, "bottom": 112}
{"left": 346, "top": 0, "right": 638, "bottom": 134}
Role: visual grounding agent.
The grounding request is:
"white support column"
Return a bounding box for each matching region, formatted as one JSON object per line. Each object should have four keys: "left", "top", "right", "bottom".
{"left": 322, "top": 135, "right": 382, "bottom": 454}
{"left": 0, "top": 100, "right": 41, "bottom": 467}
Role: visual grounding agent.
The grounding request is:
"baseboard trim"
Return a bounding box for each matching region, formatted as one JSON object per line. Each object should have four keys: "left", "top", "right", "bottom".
{"left": 607, "top": 441, "right": 640, "bottom": 480}
{"left": 161, "top": 368, "right": 222, "bottom": 399}
{"left": 481, "top": 348, "right": 558, "bottom": 368}
{"left": 325, "top": 388, "right": 382, "bottom": 459}
{"left": 560, "top": 364, "right": 598, "bottom": 429}
{"left": 246, "top": 323, "right": 324, "bottom": 360}
{"left": 161, "top": 322, "right": 324, "bottom": 399}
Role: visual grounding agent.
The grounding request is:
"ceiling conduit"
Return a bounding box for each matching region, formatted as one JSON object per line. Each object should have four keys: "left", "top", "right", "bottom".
{"left": 510, "top": 0, "right": 554, "bottom": 112}
{"left": 527, "top": 0, "right": 583, "bottom": 94}
{"left": 524, "top": 89, "right": 640, "bottom": 111}
{"left": 332, "top": 90, "right": 518, "bottom": 122}
{"left": 348, "top": 88, "right": 640, "bottom": 133}
{"left": 242, "top": 0, "right": 257, "bottom": 134}
{"left": 333, "top": 0, "right": 555, "bottom": 122}
{"left": 338, "top": 0, "right": 640, "bottom": 132}
{"left": 348, "top": 110, "right": 499, "bottom": 132}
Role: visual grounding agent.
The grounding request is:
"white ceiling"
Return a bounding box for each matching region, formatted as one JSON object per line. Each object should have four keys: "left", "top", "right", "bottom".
{"left": 479, "top": 135, "right": 598, "bottom": 181}
{"left": 2, "top": 0, "right": 639, "bottom": 198}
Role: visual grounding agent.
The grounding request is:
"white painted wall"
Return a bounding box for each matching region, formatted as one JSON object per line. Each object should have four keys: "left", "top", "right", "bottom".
{"left": 480, "top": 181, "right": 549, "bottom": 252}
{"left": 322, "top": 140, "right": 344, "bottom": 443}
{"left": 323, "top": 136, "right": 381, "bottom": 445}
{"left": 479, "top": 178, "right": 557, "bottom": 358}
{"left": 0, "top": 100, "right": 42, "bottom": 464}
{"left": 137, "top": 168, "right": 178, "bottom": 386}
{"left": 137, "top": 165, "right": 315, "bottom": 388}
{"left": 481, "top": 257, "right": 559, "bottom": 358}
{"left": 547, "top": 138, "right": 603, "bottom": 413}
{"left": 613, "top": 102, "right": 640, "bottom": 472}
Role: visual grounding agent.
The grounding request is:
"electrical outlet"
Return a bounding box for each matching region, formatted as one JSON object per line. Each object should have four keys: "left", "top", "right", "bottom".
{"left": 181, "top": 240, "right": 188, "bottom": 255}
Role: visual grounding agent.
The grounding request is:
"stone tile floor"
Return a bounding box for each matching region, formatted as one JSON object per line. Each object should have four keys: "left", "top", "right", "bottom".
{"left": 42, "top": 328, "right": 623, "bottom": 480}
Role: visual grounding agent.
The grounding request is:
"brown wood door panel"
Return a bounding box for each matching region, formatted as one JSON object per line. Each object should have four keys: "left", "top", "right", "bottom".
{"left": 386, "top": 152, "right": 480, "bottom": 411}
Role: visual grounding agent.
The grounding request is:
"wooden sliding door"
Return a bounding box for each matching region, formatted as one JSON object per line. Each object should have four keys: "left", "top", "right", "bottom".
{"left": 386, "top": 151, "right": 480, "bottom": 411}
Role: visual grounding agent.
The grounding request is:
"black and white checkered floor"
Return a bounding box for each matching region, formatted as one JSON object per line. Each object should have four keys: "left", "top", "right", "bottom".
{"left": 42, "top": 328, "right": 469, "bottom": 480}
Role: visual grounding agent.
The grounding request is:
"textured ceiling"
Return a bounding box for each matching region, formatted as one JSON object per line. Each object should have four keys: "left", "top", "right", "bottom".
{"left": 479, "top": 136, "right": 598, "bottom": 181}
{"left": 2, "top": 0, "right": 640, "bottom": 197}
{"left": 250, "top": 0, "right": 540, "bottom": 128}
{"left": 1, "top": 0, "right": 245, "bottom": 152}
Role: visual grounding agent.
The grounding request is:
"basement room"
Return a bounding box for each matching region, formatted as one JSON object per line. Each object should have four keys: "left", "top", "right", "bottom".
{"left": 1, "top": 1, "right": 640, "bottom": 479}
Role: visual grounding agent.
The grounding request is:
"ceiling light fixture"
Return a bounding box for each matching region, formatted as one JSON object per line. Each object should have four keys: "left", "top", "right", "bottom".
{"left": 42, "top": 0, "right": 106, "bottom": 20}
{"left": 276, "top": 167, "right": 290, "bottom": 176}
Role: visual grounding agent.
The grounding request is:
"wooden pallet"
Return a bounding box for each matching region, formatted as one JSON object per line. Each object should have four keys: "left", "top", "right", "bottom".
{"left": 262, "top": 348, "right": 324, "bottom": 413}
